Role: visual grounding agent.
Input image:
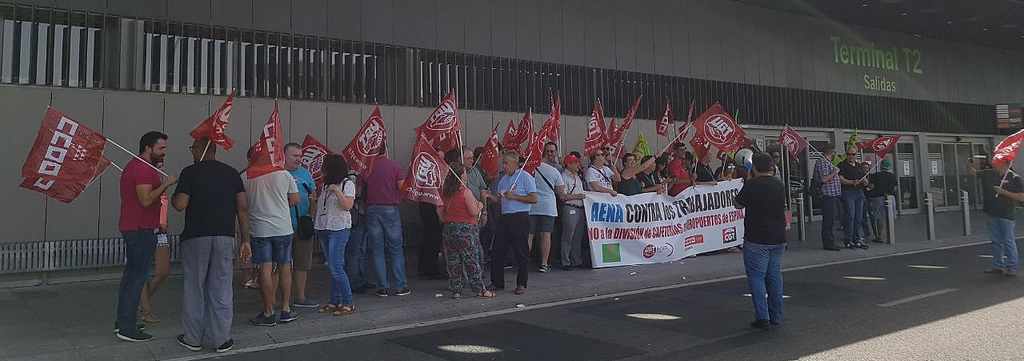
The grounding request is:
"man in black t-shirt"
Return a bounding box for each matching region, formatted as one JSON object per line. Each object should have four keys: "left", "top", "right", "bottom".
{"left": 865, "top": 160, "right": 897, "bottom": 243}
{"left": 837, "top": 147, "right": 869, "bottom": 249}
{"left": 969, "top": 159, "right": 1024, "bottom": 276}
{"left": 171, "top": 138, "right": 250, "bottom": 352}
{"left": 734, "top": 152, "right": 787, "bottom": 330}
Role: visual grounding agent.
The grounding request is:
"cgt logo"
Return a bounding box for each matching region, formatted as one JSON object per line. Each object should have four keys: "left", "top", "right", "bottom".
{"left": 641, "top": 243, "right": 676, "bottom": 259}
{"left": 723, "top": 227, "right": 738, "bottom": 244}
{"left": 683, "top": 235, "right": 704, "bottom": 250}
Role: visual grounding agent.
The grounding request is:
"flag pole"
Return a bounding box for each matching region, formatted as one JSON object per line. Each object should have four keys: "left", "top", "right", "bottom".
{"left": 657, "top": 121, "right": 693, "bottom": 157}
{"left": 110, "top": 162, "right": 123, "bottom": 172}
{"left": 105, "top": 137, "right": 170, "bottom": 177}
{"left": 199, "top": 141, "right": 211, "bottom": 162}
{"left": 507, "top": 147, "right": 535, "bottom": 193}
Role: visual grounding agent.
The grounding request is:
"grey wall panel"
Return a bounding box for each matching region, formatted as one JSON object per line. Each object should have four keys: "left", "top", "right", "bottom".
{"left": 635, "top": 11, "right": 655, "bottom": 74}
{"left": 98, "top": 91, "right": 164, "bottom": 238}
{"left": 213, "top": 0, "right": 254, "bottom": 29}
{"left": 392, "top": 0, "right": 436, "bottom": 48}
{"left": 583, "top": 0, "right": 615, "bottom": 69}
{"left": 561, "top": 114, "right": 588, "bottom": 157}
{"left": 292, "top": 0, "right": 327, "bottom": 36}
{"left": 168, "top": 0, "right": 211, "bottom": 25}
{"left": 46, "top": 88, "right": 103, "bottom": 241}
{"left": 461, "top": 109, "right": 493, "bottom": 156}
{"left": 539, "top": 0, "right": 564, "bottom": 64}
{"left": 392, "top": 106, "right": 422, "bottom": 166}
{"left": 651, "top": 4, "right": 673, "bottom": 76}
{"left": 161, "top": 94, "right": 211, "bottom": 235}
{"left": 613, "top": 1, "right": 637, "bottom": 72}
{"left": 47, "top": 0, "right": 106, "bottom": 12}
{"left": 513, "top": 0, "right": 541, "bottom": 62}
{"left": 464, "top": 0, "right": 493, "bottom": 56}
{"left": 223, "top": 96, "right": 254, "bottom": 168}
{"left": 109, "top": 0, "right": 167, "bottom": 20}
{"left": 489, "top": 0, "right": 515, "bottom": 58}
{"left": 326, "top": 0, "right": 362, "bottom": 41}
{"left": 684, "top": 0, "right": 707, "bottom": 79}
{"left": 436, "top": 0, "right": 469, "bottom": 52}
{"left": 0, "top": 87, "right": 50, "bottom": 243}
{"left": 289, "top": 101, "right": 327, "bottom": 146}
{"left": 325, "top": 103, "right": 364, "bottom": 151}
{"left": 561, "top": 0, "right": 586, "bottom": 65}
{"left": 253, "top": 0, "right": 292, "bottom": 34}
{"left": 362, "top": 0, "right": 393, "bottom": 43}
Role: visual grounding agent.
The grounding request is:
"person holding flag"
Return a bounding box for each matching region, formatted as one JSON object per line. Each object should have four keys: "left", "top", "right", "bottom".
{"left": 814, "top": 144, "right": 843, "bottom": 251}
{"left": 115, "top": 131, "right": 177, "bottom": 342}
{"left": 490, "top": 150, "right": 538, "bottom": 295}
{"left": 969, "top": 130, "right": 1024, "bottom": 276}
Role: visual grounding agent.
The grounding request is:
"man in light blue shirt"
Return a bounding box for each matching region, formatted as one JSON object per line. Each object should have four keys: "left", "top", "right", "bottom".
{"left": 284, "top": 143, "right": 318, "bottom": 309}
{"left": 491, "top": 151, "right": 538, "bottom": 295}
{"left": 529, "top": 142, "right": 566, "bottom": 273}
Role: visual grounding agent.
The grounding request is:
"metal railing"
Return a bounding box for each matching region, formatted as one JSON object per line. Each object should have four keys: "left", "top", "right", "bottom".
{"left": 0, "top": 235, "right": 181, "bottom": 274}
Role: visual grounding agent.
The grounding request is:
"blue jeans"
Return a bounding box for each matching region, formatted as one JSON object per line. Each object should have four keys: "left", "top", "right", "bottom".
{"left": 366, "top": 205, "right": 407, "bottom": 290}
{"left": 319, "top": 229, "right": 353, "bottom": 305}
{"left": 743, "top": 242, "right": 785, "bottom": 323}
{"left": 842, "top": 190, "right": 865, "bottom": 242}
{"left": 116, "top": 230, "right": 157, "bottom": 332}
{"left": 345, "top": 220, "right": 371, "bottom": 289}
{"left": 989, "top": 217, "right": 1019, "bottom": 272}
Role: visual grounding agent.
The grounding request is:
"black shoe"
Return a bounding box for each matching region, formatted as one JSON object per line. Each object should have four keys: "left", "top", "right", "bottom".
{"left": 278, "top": 310, "right": 298, "bottom": 323}
{"left": 750, "top": 320, "right": 771, "bottom": 330}
{"left": 487, "top": 283, "right": 505, "bottom": 291}
{"left": 177, "top": 334, "right": 202, "bottom": 352}
{"left": 116, "top": 330, "right": 154, "bottom": 342}
{"left": 560, "top": 265, "right": 574, "bottom": 271}
{"left": 113, "top": 322, "right": 146, "bottom": 334}
{"left": 855, "top": 242, "right": 869, "bottom": 249}
{"left": 216, "top": 339, "right": 235, "bottom": 353}
{"left": 375, "top": 289, "right": 390, "bottom": 297}
{"left": 249, "top": 312, "right": 277, "bottom": 327}
{"left": 985, "top": 268, "right": 1006, "bottom": 275}
{"left": 769, "top": 320, "right": 782, "bottom": 326}
{"left": 844, "top": 242, "right": 855, "bottom": 249}
{"left": 394, "top": 288, "right": 412, "bottom": 296}
{"left": 823, "top": 247, "right": 841, "bottom": 251}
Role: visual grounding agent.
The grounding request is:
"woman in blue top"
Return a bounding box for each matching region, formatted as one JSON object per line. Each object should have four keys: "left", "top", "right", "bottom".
{"left": 488, "top": 151, "right": 538, "bottom": 295}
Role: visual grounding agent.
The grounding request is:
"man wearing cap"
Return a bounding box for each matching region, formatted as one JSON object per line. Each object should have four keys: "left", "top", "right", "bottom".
{"left": 558, "top": 153, "right": 587, "bottom": 270}
{"left": 864, "top": 160, "right": 897, "bottom": 244}
{"left": 969, "top": 158, "right": 1024, "bottom": 276}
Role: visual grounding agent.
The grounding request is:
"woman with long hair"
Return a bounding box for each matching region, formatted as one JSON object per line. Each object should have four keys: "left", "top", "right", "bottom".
{"left": 438, "top": 162, "right": 496, "bottom": 299}
{"left": 314, "top": 154, "right": 357, "bottom": 316}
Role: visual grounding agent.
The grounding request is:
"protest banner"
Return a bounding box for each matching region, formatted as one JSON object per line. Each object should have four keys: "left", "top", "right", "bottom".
{"left": 585, "top": 179, "right": 745, "bottom": 268}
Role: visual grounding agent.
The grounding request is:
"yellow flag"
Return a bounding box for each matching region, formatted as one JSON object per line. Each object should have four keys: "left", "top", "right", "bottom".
{"left": 633, "top": 133, "right": 652, "bottom": 157}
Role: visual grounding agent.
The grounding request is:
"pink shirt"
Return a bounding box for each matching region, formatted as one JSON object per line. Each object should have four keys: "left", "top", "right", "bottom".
{"left": 119, "top": 158, "right": 162, "bottom": 232}
{"left": 361, "top": 158, "right": 405, "bottom": 206}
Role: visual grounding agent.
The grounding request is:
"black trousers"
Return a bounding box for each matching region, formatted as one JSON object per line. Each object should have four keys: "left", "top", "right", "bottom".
{"left": 418, "top": 202, "right": 444, "bottom": 276}
{"left": 820, "top": 196, "right": 839, "bottom": 248}
{"left": 492, "top": 212, "right": 530, "bottom": 288}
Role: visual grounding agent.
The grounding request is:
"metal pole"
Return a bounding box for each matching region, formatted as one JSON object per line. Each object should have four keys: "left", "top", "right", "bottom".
{"left": 925, "top": 192, "right": 936, "bottom": 241}
{"left": 886, "top": 195, "right": 897, "bottom": 245}
{"left": 961, "top": 190, "right": 971, "bottom": 236}
{"left": 796, "top": 193, "right": 807, "bottom": 242}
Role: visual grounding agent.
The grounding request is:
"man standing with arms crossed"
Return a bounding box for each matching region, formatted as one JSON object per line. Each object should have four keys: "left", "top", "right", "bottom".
{"left": 244, "top": 151, "right": 301, "bottom": 326}
{"left": 116, "top": 131, "right": 176, "bottom": 342}
{"left": 284, "top": 143, "right": 319, "bottom": 309}
{"left": 172, "top": 138, "right": 251, "bottom": 353}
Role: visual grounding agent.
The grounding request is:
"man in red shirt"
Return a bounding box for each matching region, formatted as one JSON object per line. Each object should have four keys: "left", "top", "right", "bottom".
{"left": 667, "top": 143, "right": 694, "bottom": 196}
{"left": 115, "top": 131, "right": 177, "bottom": 342}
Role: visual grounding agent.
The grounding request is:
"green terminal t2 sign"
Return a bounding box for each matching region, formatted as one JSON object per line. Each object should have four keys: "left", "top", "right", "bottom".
{"left": 830, "top": 36, "right": 923, "bottom": 94}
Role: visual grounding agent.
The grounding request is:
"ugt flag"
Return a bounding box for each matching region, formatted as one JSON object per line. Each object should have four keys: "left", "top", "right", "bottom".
{"left": 189, "top": 90, "right": 235, "bottom": 150}
{"left": 478, "top": 124, "right": 502, "bottom": 180}
{"left": 247, "top": 102, "right": 285, "bottom": 179}
{"left": 693, "top": 102, "right": 748, "bottom": 153}
{"left": 402, "top": 135, "right": 448, "bottom": 206}
{"left": 779, "top": 126, "right": 809, "bottom": 158}
{"left": 858, "top": 135, "right": 900, "bottom": 160}
{"left": 21, "top": 107, "right": 112, "bottom": 203}
{"left": 992, "top": 129, "right": 1024, "bottom": 166}
{"left": 584, "top": 100, "right": 608, "bottom": 156}
{"left": 342, "top": 106, "right": 388, "bottom": 176}
{"left": 416, "top": 90, "right": 461, "bottom": 152}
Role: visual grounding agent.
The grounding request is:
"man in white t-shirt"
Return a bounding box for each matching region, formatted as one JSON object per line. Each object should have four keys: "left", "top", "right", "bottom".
{"left": 242, "top": 168, "right": 299, "bottom": 327}
{"left": 530, "top": 142, "right": 566, "bottom": 273}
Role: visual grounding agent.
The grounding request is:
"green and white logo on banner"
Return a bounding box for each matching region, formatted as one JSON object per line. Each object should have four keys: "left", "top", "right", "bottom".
{"left": 602, "top": 243, "right": 621, "bottom": 263}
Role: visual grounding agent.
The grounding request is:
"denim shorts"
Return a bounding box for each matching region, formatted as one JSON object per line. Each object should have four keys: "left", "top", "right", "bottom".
{"left": 252, "top": 235, "right": 294, "bottom": 265}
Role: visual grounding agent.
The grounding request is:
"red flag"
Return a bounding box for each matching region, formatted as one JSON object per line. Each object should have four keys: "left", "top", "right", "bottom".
{"left": 690, "top": 131, "right": 711, "bottom": 161}
{"left": 524, "top": 117, "right": 559, "bottom": 174}
{"left": 584, "top": 100, "right": 608, "bottom": 156}
{"left": 342, "top": 106, "right": 388, "bottom": 176}
{"left": 189, "top": 90, "right": 235, "bottom": 150}
{"left": 678, "top": 100, "right": 695, "bottom": 136}
{"left": 502, "top": 109, "right": 533, "bottom": 153}
{"left": 608, "top": 96, "right": 643, "bottom": 159}
{"left": 501, "top": 119, "right": 520, "bottom": 152}
{"left": 780, "top": 126, "right": 809, "bottom": 158}
{"left": 402, "top": 136, "right": 449, "bottom": 206}
{"left": 301, "top": 135, "right": 332, "bottom": 190}
{"left": 692, "top": 102, "right": 748, "bottom": 153}
{"left": 993, "top": 129, "right": 1024, "bottom": 166}
{"left": 21, "top": 108, "right": 112, "bottom": 203}
{"left": 247, "top": 102, "right": 285, "bottom": 179}
{"left": 479, "top": 124, "right": 502, "bottom": 180}
{"left": 416, "top": 90, "right": 461, "bottom": 152}
{"left": 657, "top": 101, "right": 672, "bottom": 136}
{"left": 858, "top": 135, "right": 901, "bottom": 160}
{"left": 538, "top": 94, "right": 561, "bottom": 145}
{"left": 606, "top": 118, "right": 618, "bottom": 146}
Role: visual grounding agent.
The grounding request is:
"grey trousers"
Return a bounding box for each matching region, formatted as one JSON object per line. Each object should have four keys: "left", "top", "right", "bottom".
{"left": 560, "top": 205, "right": 587, "bottom": 267}
{"left": 181, "top": 236, "right": 235, "bottom": 347}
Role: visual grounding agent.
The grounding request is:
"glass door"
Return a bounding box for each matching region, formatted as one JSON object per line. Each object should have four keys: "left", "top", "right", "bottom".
{"left": 895, "top": 143, "right": 919, "bottom": 212}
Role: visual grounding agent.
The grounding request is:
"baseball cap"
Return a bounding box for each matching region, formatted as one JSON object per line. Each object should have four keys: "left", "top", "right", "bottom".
{"left": 563, "top": 154, "right": 580, "bottom": 166}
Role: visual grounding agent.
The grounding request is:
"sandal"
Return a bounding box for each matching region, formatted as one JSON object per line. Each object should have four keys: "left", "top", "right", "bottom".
{"left": 318, "top": 304, "right": 338, "bottom": 313}
{"left": 332, "top": 305, "right": 355, "bottom": 316}
{"left": 478, "top": 290, "right": 496, "bottom": 299}
{"left": 140, "top": 312, "right": 161, "bottom": 324}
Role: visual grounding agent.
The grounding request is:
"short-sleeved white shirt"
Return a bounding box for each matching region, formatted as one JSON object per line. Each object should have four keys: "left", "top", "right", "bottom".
{"left": 314, "top": 179, "right": 357, "bottom": 231}
{"left": 530, "top": 162, "right": 565, "bottom": 217}
{"left": 585, "top": 165, "right": 615, "bottom": 191}
{"left": 241, "top": 170, "right": 299, "bottom": 238}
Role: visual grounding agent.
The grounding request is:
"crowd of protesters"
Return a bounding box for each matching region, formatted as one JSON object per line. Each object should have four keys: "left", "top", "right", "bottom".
{"left": 813, "top": 143, "right": 899, "bottom": 251}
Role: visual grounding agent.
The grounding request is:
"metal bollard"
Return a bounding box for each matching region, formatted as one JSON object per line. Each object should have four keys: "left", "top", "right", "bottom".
{"left": 885, "top": 195, "right": 897, "bottom": 245}
{"left": 796, "top": 193, "right": 806, "bottom": 242}
{"left": 925, "top": 192, "right": 936, "bottom": 241}
{"left": 961, "top": 190, "right": 971, "bottom": 236}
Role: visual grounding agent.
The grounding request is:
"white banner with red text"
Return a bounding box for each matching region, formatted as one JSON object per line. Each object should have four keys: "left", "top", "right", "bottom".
{"left": 585, "top": 179, "right": 745, "bottom": 268}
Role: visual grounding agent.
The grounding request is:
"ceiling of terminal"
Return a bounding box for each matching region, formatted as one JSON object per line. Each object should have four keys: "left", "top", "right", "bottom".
{"left": 735, "top": 0, "right": 1024, "bottom": 50}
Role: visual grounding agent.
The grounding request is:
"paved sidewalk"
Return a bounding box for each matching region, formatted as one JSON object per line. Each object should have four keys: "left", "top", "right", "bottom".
{"left": 0, "top": 211, "right": 1012, "bottom": 361}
